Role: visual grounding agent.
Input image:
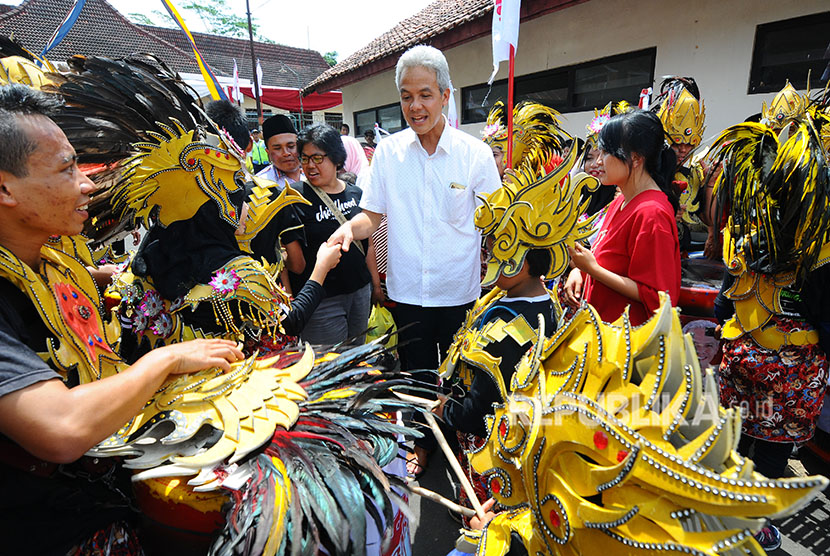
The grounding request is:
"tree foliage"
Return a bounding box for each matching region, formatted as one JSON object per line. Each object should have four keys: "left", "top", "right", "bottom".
{"left": 323, "top": 51, "right": 338, "bottom": 67}
{"left": 128, "top": 12, "right": 155, "bottom": 25}
{"left": 127, "top": 0, "right": 270, "bottom": 43}
{"left": 180, "top": 2, "right": 256, "bottom": 39}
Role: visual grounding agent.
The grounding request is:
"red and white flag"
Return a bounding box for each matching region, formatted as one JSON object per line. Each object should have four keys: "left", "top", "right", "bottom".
{"left": 489, "top": 0, "right": 521, "bottom": 84}
{"left": 639, "top": 87, "right": 652, "bottom": 109}
{"left": 232, "top": 59, "right": 241, "bottom": 103}
{"left": 256, "top": 59, "right": 264, "bottom": 98}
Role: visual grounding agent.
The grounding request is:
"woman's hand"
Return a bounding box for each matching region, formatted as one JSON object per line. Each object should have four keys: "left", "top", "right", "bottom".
{"left": 88, "top": 264, "right": 118, "bottom": 288}
{"left": 154, "top": 339, "right": 244, "bottom": 374}
{"left": 568, "top": 243, "right": 598, "bottom": 274}
{"left": 563, "top": 268, "right": 584, "bottom": 308}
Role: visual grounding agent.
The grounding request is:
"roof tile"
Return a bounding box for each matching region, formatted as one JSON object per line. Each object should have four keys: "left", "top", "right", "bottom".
{"left": 0, "top": 0, "right": 331, "bottom": 88}
{"left": 305, "top": 0, "right": 492, "bottom": 92}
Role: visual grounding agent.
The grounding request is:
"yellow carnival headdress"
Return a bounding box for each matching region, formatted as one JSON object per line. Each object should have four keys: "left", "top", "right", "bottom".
{"left": 482, "top": 100, "right": 565, "bottom": 174}
{"left": 762, "top": 82, "right": 807, "bottom": 131}
{"left": 0, "top": 56, "right": 55, "bottom": 88}
{"left": 113, "top": 119, "right": 244, "bottom": 229}
{"left": 585, "top": 101, "right": 631, "bottom": 147}
{"left": 468, "top": 294, "right": 827, "bottom": 556}
{"left": 709, "top": 108, "right": 830, "bottom": 283}
{"left": 0, "top": 36, "right": 56, "bottom": 87}
{"left": 654, "top": 77, "right": 706, "bottom": 147}
{"left": 475, "top": 146, "right": 600, "bottom": 286}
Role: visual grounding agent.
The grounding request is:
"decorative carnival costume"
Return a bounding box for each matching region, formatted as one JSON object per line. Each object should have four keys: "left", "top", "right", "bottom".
{"left": 440, "top": 95, "right": 827, "bottom": 556}
{"left": 652, "top": 77, "right": 710, "bottom": 251}
{"left": 441, "top": 103, "right": 600, "bottom": 518}
{"left": 0, "top": 41, "right": 421, "bottom": 555}
{"left": 585, "top": 101, "right": 632, "bottom": 149}
{"left": 481, "top": 100, "right": 566, "bottom": 178}
{"left": 709, "top": 84, "right": 830, "bottom": 447}
{"left": 460, "top": 292, "right": 826, "bottom": 556}
{"left": 39, "top": 55, "right": 313, "bottom": 350}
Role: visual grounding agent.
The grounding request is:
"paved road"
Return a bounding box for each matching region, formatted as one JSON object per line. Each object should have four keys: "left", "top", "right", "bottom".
{"left": 406, "top": 445, "right": 830, "bottom": 555}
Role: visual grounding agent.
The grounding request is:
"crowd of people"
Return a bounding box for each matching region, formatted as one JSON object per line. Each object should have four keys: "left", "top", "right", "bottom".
{"left": 0, "top": 31, "right": 828, "bottom": 556}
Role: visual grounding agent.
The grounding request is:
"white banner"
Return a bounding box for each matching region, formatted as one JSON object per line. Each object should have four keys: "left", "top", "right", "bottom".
{"left": 232, "top": 59, "right": 241, "bottom": 103}
{"left": 447, "top": 81, "right": 459, "bottom": 128}
{"left": 489, "top": 0, "right": 521, "bottom": 84}
{"left": 256, "top": 59, "right": 264, "bottom": 98}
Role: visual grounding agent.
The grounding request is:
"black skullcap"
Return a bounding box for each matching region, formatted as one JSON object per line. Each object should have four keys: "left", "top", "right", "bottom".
{"left": 262, "top": 114, "right": 296, "bottom": 142}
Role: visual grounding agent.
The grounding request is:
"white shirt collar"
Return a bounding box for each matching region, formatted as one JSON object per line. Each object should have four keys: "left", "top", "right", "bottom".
{"left": 405, "top": 115, "right": 452, "bottom": 156}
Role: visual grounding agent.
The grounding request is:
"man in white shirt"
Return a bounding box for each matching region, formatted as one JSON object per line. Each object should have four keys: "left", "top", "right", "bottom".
{"left": 328, "top": 45, "right": 501, "bottom": 475}
{"left": 256, "top": 114, "right": 304, "bottom": 186}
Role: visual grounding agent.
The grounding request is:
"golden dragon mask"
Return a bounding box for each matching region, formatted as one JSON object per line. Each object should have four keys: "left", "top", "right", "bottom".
{"left": 467, "top": 294, "right": 827, "bottom": 556}
{"left": 475, "top": 146, "right": 600, "bottom": 287}
{"left": 114, "top": 119, "right": 244, "bottom": 229}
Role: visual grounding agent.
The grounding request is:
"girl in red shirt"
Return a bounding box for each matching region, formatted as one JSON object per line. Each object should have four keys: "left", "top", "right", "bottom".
{"left": 564, "top": 110, "right": 681, "bottom": 325}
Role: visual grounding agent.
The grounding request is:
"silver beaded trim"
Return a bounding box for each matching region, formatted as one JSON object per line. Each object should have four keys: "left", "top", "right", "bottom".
{"left": 584, "top": 505, "right": 639, "bottom": 529}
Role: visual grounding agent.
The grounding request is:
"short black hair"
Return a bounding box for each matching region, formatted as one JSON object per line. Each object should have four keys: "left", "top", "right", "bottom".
{"left": 340, "top": 123, "right": 350, "bottom": 134}
{"left": 598, "top": 109, "right": 679, "bottom": 213}
{"left": 205, "top": 100, "right": 250, "bottom": 152}
{"left": 297, "top": 123, "right": 347, "bottom": 170}
{"left": 364, "top": 129, "right": 375, "bottom": 141}
{"left": 0, "top": 84, "right": 63, "bottom": 178}
{"left": 525, "top": 248, "right": 551, "bottom": 277}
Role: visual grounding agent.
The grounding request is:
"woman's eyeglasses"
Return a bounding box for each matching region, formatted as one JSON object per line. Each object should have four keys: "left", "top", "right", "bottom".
{"left": 300, "top": 154, "right": 328, "bottom": 165}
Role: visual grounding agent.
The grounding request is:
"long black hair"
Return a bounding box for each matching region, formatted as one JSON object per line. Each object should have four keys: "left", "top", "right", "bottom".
{"left": 297, "top": 123, "right": 347, "bottom": 170}
{"left": 598, "top": 109, "right": 679, "bottom": 213}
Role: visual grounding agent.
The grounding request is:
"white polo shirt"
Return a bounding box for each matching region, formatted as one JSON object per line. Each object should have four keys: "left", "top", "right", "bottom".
{"left": 359, "top": 122, "right": 501, "bottom": 307}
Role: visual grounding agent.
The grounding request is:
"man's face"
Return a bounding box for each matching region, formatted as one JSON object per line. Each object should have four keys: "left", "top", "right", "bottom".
{"left": 252, "top": 131, "right": 262, "bottom": 142}
{"left": 0, "top": 115, "right": 93, "bottom": 238}
{"left": 399, "top": 66, "right": 449, "bottom": 138}
{"left": 672, "top": 142, "right": 692, "bottom": 164}
{"left": 266, "top": 132, "right": 300, "bottom": 174}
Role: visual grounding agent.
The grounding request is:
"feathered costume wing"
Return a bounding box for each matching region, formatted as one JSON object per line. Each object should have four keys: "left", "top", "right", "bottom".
{"left": 91, "top": 341, "right": 421, "bottom": 556}
{"left": 42, "top": 54, "right": 207, "bottom": 245}
{"left": 708, "top": 105, "right": 830, "bottom": 283}
{"left": 0, "top": 41, "right": 426, "bottom": 555}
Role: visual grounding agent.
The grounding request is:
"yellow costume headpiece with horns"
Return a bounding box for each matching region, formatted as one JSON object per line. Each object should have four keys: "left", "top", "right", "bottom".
{"left": 762, "top": 81, "right": 808, "bottom": 131}
{"left": 653, "top": 77, "right": 706, "bottom": 147}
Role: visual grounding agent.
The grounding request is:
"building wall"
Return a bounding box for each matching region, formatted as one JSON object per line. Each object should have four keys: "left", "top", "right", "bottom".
{"left": 340, "top": 0, "right": 827, "bottom": 145}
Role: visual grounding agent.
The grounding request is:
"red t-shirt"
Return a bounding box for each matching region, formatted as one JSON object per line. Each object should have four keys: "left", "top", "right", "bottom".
{"left": 584, "top": 190, "right": 680, "bottom": 325}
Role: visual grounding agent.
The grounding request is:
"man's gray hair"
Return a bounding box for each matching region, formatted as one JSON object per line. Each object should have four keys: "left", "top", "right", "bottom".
{"left": 395, "top": 45, "right": 451, "bottom": 93}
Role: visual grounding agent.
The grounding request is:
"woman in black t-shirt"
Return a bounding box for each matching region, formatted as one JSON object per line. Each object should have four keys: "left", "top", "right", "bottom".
{"left": 290, "top": 124, "right": 372, "bottom": 345}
